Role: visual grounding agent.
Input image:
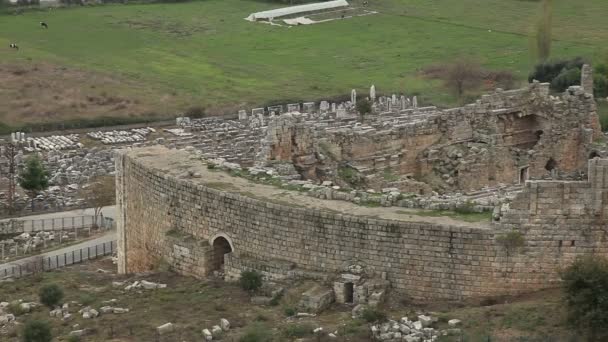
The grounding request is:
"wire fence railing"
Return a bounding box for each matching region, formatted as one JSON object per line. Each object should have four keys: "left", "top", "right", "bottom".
{"left": 0, "top": 240, "right": 116, "bottom": 279}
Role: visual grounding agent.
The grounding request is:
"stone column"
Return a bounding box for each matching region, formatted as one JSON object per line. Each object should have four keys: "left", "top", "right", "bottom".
{"left": 581, "top": 64, "right": 594, "bottom": 96}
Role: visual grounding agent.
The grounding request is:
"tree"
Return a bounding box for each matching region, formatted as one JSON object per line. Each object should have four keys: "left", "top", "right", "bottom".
{"left": 80, "top": 176, "right": 115, "bottom": 228}
{"left": 356, "top": 98, "right": 372, "bottom": 120}
{"left": 444, "top": 58, "right": 484, "bottom": 98}
{"left": 18, "top": 154, "right": 49, "bottom": 212}
{"left": 561, "top": 256, "right": 608, "bottom": 340}
{"left": 22, "top": 320, "right": 52, "bottom": 342}
{"left": 534, "top": 0, "right": 553, "bottom": 62}
{"left": 39, "top": 284, "right": 64, "bottom": 308}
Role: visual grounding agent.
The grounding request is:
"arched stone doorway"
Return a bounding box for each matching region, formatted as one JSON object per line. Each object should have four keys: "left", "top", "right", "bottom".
{"left": 210, "top": 235, "right": 233, "bottom": 272}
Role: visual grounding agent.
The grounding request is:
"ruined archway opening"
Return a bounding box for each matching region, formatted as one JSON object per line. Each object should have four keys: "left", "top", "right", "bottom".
{"left": 589, "top": 151, "right": 600, "bottom": 160}
{"left": 545, "top": 158, "right": 557, "bottom": 171}
{"left": 344, "top": 282, "right": 354, "bottom": 304}
{"left": 211, "top": 237, "right": 233, "bottom": 271}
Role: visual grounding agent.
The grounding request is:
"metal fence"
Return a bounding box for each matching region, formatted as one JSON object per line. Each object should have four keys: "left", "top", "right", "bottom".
{"left": 0, "top": 215, "right": 114, "bottom": 235}
{"left": 0, "top": 240, "right": 116, "bottom": 279}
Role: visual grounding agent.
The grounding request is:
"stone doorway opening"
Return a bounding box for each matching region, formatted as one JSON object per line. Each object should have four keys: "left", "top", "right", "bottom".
{"left": 344, "top": 282, "right": 354, "bottom": 304}
{"left": 211, "top": 236, "right": 233, "bottom": 271}
{"left": 519, "top": 167, "right": 529, "bottom": 184}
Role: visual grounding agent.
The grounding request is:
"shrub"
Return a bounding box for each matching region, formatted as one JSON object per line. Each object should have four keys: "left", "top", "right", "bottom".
{"left": 22, "top": 320, "right": 52, "bottom": 342}
{"left": 282, "top": 323, "right": 313, "bottom": 338}
{"left": 78, "top": 293, "right": 96, "bottom": 306}
{"left": 528, "top": 57, "right": 585, "bottom": 84}
{"left": 338, "top": 165, "right": 363, "bottom": 187}
{"left": 239, "top": 323, "right": 273, "bottom": 342}
{"left": 38, "top": 284, "right": 64, "bottom": 308}
{"left": 361, "top": 307, "right": 387, "bottom": 323}
{"left": 594, "top": 74, "right": 608, "bottom": 98}
{"left": 184, "top": 106, "right": 206, "bottom": 118}
{"left": 356, "top": 98, "right": 372, "bottom": 116}
{"left": 561, "top": 256, "right": 608, "bottom": 340}
{"left": 551, "top": 67, "right": 581, "bottom": 92}
{"left": 239, "top": 270, "right": 263, "bottom": 292}
{"left": 284, "top": 307, "right": 296, "bottom": 317}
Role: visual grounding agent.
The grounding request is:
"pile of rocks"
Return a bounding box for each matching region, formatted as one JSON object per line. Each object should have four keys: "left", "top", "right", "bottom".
{"left": 49, "top": 303, "right": 72, "bottom": 321}
{"left": 201, "top": 318, "right": 230, "bottom": 341}
{"left": 25, "top": 135, "right": 81, "bottom": 152}
{"left": 87, "top": 127, "right": 155, "bottom": 144}
{"left": 369, "top": 315, "right": 462, "bottom": 342}
{"left": 78, "top": 306, "right": 99, "bottom": 319}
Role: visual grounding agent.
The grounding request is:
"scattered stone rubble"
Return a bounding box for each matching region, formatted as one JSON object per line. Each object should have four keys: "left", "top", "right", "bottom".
{"left": 369, "top": 314, "right": 462, "bottom": 342}
{"left": 201, "top": 318, "right": 230, "bottom": 341}
{"left": 112, "top": 279, "right": 168, "bottom": 290}
{"left": 87, "top": 128, "right": 155, "bottom": 144}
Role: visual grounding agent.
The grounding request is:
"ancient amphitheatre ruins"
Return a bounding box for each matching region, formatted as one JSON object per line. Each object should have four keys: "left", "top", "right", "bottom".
{"left": 2, "top": 0, "right": 608, "bottom": 339}
{"left": 114, "top": 65, "right": 608, "bottom": 304}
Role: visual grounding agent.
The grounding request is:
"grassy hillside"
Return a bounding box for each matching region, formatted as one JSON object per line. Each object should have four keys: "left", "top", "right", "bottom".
{"left": 0, "top": 0, "right": 606, "bottom": 127}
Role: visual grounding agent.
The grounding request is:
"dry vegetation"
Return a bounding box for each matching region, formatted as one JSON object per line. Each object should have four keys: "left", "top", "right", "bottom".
{"left": 0, "top": 63, "right": 185, "bottom": 132}
{"left": 0, "top": 257, "right": 577, "bottom": 341}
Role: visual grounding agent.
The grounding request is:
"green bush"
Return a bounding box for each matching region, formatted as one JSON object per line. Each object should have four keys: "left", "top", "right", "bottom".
{"left": 356, "top": 98, "right": 372, "bottom": 116}
{"left": 528, "top": 57, "right": 585, "bottom": 85}
{"left": 283, "top": 307, "right": 296, "bottom": 317}
{"left": 551, "top": 67, "right": 581, "bottom": 92}
{"left": 22, "top": 320, "right": 52, "bottom": 342}
{"left": 561, "top": 256, "right": 608, "bottom": 340}
{"left": 38, "top": 284, "right": 64, "bottom": 308}
{"left": 282, "top": 323, "right": 313, "bottom": 338}
{"left": 78, "top": 293, "right": 96, "bottom": 306}
{"left": 598, "top": 101, "right": 608, "bottom": 132}
{"left": 239, "top": 323, "right": 273, "bottom": 342}
{"left": 338, "top": 165, "right": 363, "bottom": 187}
{"left": 594, "top": 74, "right": 608, "bottom": 98}
{"left": 239, "top": 270, "right": 263, "bottom": 292}
{"left": 361, "top": 308, "right": 387, "bottom": 323}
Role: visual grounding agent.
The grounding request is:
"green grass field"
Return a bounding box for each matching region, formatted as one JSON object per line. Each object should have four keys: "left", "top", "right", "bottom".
{"left": 1, "top": 0, "right": 607, "bottom": 126}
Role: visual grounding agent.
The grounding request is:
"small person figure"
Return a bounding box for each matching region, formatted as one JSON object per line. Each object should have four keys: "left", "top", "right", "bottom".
{"left": 40, "top": 21, "right": 48, "bottom": 29}
{"left": 9, "top": 43, "right": 19, "bottom": 50}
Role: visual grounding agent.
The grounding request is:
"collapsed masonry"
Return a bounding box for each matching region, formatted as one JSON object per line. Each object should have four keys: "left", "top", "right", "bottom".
{"left": 175, "top": 66, "right": 601, "bottom": 196}
{"left": 256, "top": 82, "right": 600, "bottom": 194}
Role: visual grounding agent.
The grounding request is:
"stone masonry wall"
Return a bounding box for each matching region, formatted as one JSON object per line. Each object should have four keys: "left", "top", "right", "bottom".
{"left": 116, "top": 148, "right": 608, "bottom": 301}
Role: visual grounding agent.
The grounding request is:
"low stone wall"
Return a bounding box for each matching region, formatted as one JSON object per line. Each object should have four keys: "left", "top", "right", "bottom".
{"left": 116, "top": 147, "right": 608, "bottom": 301}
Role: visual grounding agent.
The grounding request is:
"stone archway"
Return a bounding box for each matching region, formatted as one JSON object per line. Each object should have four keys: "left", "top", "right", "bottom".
{"left": 209, "top": 234, "right": 234, "bottom": 272}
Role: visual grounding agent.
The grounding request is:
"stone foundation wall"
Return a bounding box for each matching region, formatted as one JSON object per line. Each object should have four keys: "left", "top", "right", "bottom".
{"left": 117, "top": 148, "right": 608, "bottom": 300}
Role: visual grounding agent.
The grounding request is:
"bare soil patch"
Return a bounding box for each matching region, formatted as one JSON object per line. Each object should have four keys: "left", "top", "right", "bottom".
{"left": 0, "top": 63, "right": 181, "bottom": 129}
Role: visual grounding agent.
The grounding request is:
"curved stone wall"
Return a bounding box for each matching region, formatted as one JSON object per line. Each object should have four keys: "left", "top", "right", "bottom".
{"left": 116, "top": 147, "right": 608, "bottom": 300}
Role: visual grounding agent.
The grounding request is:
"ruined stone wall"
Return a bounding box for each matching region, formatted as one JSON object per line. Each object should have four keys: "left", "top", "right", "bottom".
{"left": 117, "top": 148, "right": 608, "bottom": 300}
{"left": 262, "top": 81, "right": 600, "bottom": 192}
